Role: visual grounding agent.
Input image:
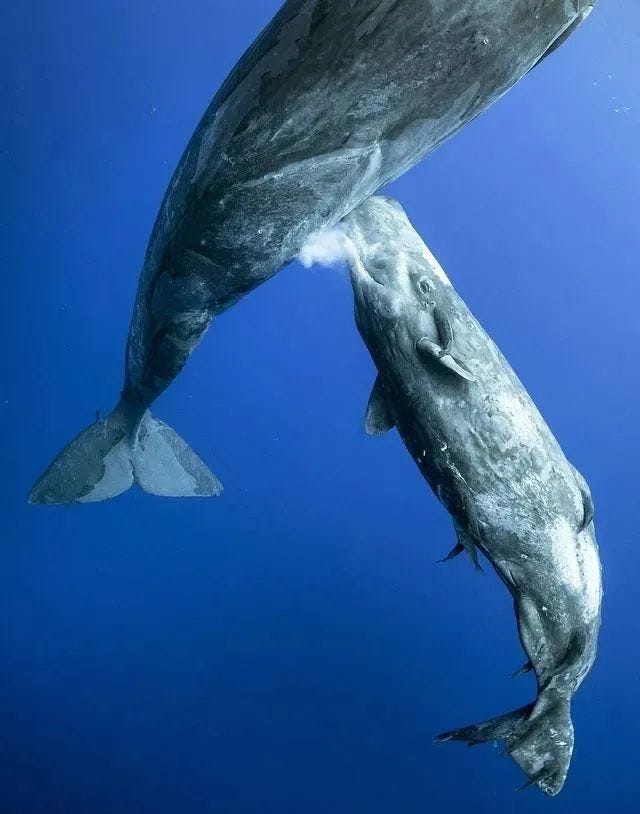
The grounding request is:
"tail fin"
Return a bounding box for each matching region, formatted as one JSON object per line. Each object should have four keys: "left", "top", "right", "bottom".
{"left": 436, "top": 692, "right": 574, "bottom": 797}
{"left": 28, "top": 401, "right": 222, "bottom": 505}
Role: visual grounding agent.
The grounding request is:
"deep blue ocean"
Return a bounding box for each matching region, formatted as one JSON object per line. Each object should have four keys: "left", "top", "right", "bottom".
{"left": 3, "top": 2, "right": 639, "bottom": 812}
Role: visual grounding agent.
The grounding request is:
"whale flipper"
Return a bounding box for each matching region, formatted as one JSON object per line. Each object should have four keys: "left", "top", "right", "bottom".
{"left": 578, "top": 486, "right": 595, "bottom": 532}
{"left": 570, "top": 464, "right": 595, "bottom": 532}
{"left": 416, "top": 337, "right": 475, "bottom": 382}
{"left": 28, "top": 402, "right": 221, "bottom": 504}
{"left": 364, "top": 376, "right": 395, "bottom": 435}
{"left": 438, "top": 352, "right": 475, "bottom": 381}
{"left": 417, "top": 309, "right": 475, "bottom": 381}
{"left": 433, "top": 309, "right": 454, "bottom": 353}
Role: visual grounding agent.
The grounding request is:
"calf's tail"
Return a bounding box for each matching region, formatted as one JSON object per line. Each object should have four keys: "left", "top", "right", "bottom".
{"left": 436, "top": 690, "right": 574, "bottom": 797}
{"left": 28, "top": 399, "right": 222, "bottom": 504}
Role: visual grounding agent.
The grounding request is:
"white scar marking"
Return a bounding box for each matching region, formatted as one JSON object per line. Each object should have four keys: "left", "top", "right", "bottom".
{"left": 579, "top": 537, "right": 603, "bottom": 621}
{"left": 548, "top": 519, "right": 601, "bottom": 621}
{"left": 493, "top": 389, "right": 542, "bottom": 449}
{"left": 549, "top": 519, "right": 582, "bottom": 587}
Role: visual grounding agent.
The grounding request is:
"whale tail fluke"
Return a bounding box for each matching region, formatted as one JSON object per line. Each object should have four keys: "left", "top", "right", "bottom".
{"left": 130, "top": 412, "right": 222, "bottom": 499}
{"left": 28, "top": 401, "right": 222, "bottom": 505}
{"left": 436, "top": 692, "right": 574, "bottom": 797}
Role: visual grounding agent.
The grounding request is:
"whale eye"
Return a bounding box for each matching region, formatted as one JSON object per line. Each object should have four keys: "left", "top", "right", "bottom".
{"left": 417, "top": 277, "right": 432, "bottom": 295}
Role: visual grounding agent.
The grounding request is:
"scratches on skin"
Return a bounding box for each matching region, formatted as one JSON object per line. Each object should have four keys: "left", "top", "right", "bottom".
{"left": 355, "top": 0, "right": 403, "bottom": 41}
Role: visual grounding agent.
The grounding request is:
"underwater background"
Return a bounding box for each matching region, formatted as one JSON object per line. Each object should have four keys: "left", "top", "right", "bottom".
{"left": 2, "top": 1, "right": 639, "bottom": 811}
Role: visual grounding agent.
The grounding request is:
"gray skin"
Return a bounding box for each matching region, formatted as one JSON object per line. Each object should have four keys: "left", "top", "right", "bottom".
{"left": 30, "top": 0, "right": 597, "bottom": 504}
{"left": 126, "top": 0, "right": 597, "bottom": 406}
{"left": 343, "top": 197, "right": 602, "bottom": 797}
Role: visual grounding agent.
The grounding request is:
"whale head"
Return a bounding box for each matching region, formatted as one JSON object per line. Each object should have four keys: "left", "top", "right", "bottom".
{"left": 342, "top": 197, "right": 452, "bottom": 359}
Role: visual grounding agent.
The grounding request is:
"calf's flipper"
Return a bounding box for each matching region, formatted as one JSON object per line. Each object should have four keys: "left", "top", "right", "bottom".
{"left": 364, "top": 376, "right": 395, "bottom": 436}
{"left": 416, "top": 336, "right": 475, "bottom": 382}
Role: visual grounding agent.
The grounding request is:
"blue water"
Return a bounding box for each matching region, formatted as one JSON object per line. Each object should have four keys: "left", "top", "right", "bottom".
{"left": 3, "top": 2, "right": 639, "bottom": 812}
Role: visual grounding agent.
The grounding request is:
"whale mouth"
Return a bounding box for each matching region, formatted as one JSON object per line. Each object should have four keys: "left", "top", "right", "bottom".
{"left": 360, "top": 261, "right": 385, "bottom": 286}
{"left": 341, "top": 224, "right": 391, "bottom": 288}
{"left": 349, "top": 252, "right": 385, "bottom": 288}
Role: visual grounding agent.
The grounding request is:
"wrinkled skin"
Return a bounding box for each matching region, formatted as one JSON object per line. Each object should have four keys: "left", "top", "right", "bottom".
{"left": 124, "top": 0, "right": 597, "bottom": 409}
{"left": 343, "top": 196, "right": 602, "bottom": 796}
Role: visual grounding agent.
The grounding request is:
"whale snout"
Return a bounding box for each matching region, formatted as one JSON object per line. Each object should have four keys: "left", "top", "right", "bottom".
{"left": 342, "top": 198, "right": 413, "bottom": 290}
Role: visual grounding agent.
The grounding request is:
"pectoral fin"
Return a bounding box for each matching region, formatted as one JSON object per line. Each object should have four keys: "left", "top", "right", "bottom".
{"left": 364, "top": 376, "right": 394, "bottom": 436}
{"left": 438, "top": 353, "right": 476, "bottom": 382}
{"left": 571, "top": 464, "right": 595, "bottom": 532}
{"left": 433, "top": 310, "right": 454, "bottom": 353}
{"left": 579, "top": 487, "right": 595, "bottom": 532}
{"left": 416, "top": 318, "right": 475, "bottom": 382}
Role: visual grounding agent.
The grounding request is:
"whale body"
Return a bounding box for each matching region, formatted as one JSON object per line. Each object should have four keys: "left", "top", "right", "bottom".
{"left": 343, "top": 196, "right": 602, "bottom": 796}
{"left": 30, "top": 0, "right": 597, "bottom": 504}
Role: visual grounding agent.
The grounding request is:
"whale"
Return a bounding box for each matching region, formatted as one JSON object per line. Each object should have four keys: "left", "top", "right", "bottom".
{"left": 29, "top": 0, "right": 598, "bottom": 503}
{"left": 342, "top": 196, "right": 602, "bottom": 796}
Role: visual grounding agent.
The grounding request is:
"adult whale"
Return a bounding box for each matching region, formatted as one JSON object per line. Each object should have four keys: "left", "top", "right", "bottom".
{"left": 30, "top": 0, "right": 597, "bottom": 503}
{"left": 342, "top": 196, "right": 602, "bottom": 796}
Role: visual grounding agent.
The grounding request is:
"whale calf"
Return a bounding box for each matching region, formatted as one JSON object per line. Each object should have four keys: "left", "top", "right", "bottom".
{"left": 30, "top": 0, "right": 597, "bottom": 503}
{"left": 342, "top": 197, "right": 602, "bottom": 796}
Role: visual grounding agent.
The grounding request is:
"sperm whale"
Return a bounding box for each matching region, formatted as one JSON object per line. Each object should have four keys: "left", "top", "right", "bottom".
{"left": 343, "top": 196, "right": 602, "bottom": 796}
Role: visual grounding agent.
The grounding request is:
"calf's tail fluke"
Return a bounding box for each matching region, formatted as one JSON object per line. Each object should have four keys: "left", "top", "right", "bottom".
{"left": 28, "top": 400, "right": 222, "bottom": 505}
{"left": 436, "top": 691, "right": 574, "bottom": 797}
